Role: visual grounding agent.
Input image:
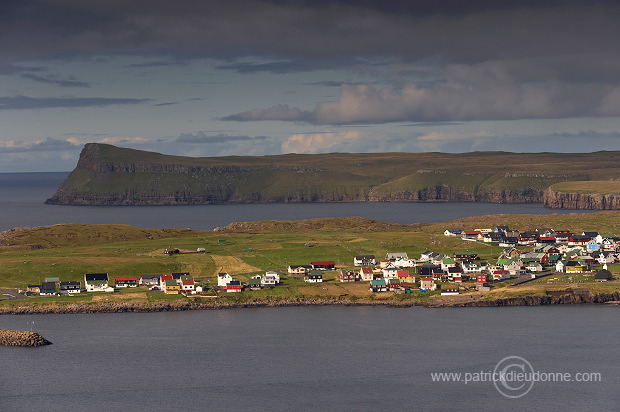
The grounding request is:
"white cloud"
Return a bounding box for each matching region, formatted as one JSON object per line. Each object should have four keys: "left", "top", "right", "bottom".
{"left": 281, "top": 131, "right": 363, "bottom": 153}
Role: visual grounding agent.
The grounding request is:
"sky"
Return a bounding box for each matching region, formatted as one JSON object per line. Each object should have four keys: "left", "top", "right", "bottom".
{"left": 2, "top": 0, "right": 620, "bottom": 172}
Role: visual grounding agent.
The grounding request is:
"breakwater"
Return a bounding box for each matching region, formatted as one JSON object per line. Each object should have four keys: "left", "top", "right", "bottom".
{"left": 0, "top": 329, "right": 52, "bottom": 346}
{"left": 1, "top": 291, "right": 620, "bottom": 315}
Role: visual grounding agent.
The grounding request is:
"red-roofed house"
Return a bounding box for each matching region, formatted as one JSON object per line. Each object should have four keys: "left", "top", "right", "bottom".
{"left": 180, "top": 278, "right": 196, "bottom": 293}
{"left": 311, "top": 261, "right": 336, "bottom": 270}
{"left": 397, "top": 270, "right": 416, "bottom": 283}
{"left": 420, "top": 278, "right": 437, "bottom": 291}
{"left": 115, "top": 277, "right": 138, "bottom": 288}
{"left": 359, "top": 267, "right": 374, "bottom": 281}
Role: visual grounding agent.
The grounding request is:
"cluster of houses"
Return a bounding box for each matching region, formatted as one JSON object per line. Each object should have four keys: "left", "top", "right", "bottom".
{"left": 25, "top": 273, "right": 206, "bottom": 296}
{"left": 216, "top": 271, "right": 282, "bottom": 292}
{"left": 23, "top": 224, "right": 617, "bottom": 298}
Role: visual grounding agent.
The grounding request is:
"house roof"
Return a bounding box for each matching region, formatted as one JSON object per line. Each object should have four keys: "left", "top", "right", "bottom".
{"left": 140, "top": 274, "right": 162, "bottom": 279}
{"left": 312, "top": 261, "right": 335, "bottom": 265}
{"left": 85, "top": 273, "right": 108, "bottom": 281}
{"left": 115, "top": 277, "right": 137, "bottom": 282}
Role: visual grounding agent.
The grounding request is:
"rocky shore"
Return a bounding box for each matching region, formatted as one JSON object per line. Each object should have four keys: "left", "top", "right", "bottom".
{"left": 1, "top": 291, "right": 620, "bottom": 315}
{"left": 0, "top": 329, "right": 52, "bottom": 346}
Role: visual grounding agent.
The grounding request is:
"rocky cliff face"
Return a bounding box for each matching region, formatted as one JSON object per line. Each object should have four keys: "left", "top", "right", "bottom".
{"left": 44, "top": 143, "right": 567, "bottom": 206}
{"left": 544, "top": 188, "right": 620, "bottom": 209}
{"left": 367, "top": 185, "right": 542, "bottom": 203}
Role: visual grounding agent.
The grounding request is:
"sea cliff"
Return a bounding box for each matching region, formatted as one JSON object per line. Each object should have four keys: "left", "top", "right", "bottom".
{"left": 544, "top": 188, "right": 620, "bottom": 210}
{"left": 45, "top": 143, "right": 620, "bottom": 207}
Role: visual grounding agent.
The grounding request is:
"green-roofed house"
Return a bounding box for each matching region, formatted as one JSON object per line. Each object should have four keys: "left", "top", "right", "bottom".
{"left": 370, "top": 279, "right": 388, "bottom": 292}
{"left": 441, "top": 257, "right": 456, "bottom": 271}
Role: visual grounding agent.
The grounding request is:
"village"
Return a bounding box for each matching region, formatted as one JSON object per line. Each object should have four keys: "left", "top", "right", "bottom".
{"left": 20, "top": 225, "right": 618, "bottom": 299}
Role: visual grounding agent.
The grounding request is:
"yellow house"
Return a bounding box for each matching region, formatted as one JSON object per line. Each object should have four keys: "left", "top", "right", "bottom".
{"left": 164, "top": 279, "right": 180, "bottom": 294}
{"left": 397, "top": 270, "right": 416, "bottom": 283}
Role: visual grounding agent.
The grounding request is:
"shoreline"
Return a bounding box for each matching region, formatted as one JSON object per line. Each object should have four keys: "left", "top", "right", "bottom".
{"left": 2, "top": 291, "right": 620, "bottom": 314}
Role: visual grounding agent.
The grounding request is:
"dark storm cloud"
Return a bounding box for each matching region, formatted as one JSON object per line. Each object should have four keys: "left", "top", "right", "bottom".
{"left": 0, "top": 95, "right": 150, "bottom": 110}
{"left": 20, "top": 73, "right": 91, "bottom": 87}
{"left": 1, "top": 1, "right": 617, "bottom": 69}
{"left": 3, "top": 1, "right": 620, "bottom": 123}
{"left": 176, "top": 132, "right": 271, "bottom": 144}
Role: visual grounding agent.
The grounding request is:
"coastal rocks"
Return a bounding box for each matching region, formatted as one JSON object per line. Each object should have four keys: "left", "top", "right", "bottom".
{"left": 544, "top": 188, "right": 620, "bottom": 209}
{"left": 0, "top": 329, "right": 52, "bottom": 346}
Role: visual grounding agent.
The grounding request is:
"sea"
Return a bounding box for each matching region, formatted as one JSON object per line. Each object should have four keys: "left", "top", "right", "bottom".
{"left": 0, "top": 173, "right": 617, "bottom": 411}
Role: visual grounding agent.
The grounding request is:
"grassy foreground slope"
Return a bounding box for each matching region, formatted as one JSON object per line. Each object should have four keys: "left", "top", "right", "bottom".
{"left": 45, "top": 144, "right": 620, "bottom": 205}
{"left": 2, "top": 213, "right": 620, "bottom": 306}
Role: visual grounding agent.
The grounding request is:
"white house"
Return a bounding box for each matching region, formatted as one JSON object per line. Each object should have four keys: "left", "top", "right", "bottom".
{"left": 217, "top": 272, "right": 234, "bottom": 287}
{"left": 382, "top": 263, "right": 399, "bottom": 280}
{"left": 261, "top": 271, "right": 280, "bottom": 286}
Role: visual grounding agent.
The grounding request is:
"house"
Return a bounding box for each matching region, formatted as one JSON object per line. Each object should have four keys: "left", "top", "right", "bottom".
{"left": 164, "top": 279, "right": 181, "bottom": 294}
{"left": 171, "top": 272, "right": 191, "bottom": 283}
{"left": 223, "top": 280, "right": 243, "bottom": 293}
{"left": 27, "top": 285, "right": 41, "bottom": 294}
{"left": 261, "top": 271, "right": 280, "bottom": 287}
{"left": 59, "top": 281, "right": 81, "bottom": 294}
{"left": 397, "top": 270, "right": 416, "bottom": 283}
{"left": 288, "top": 265, "right": 313, "bottom": 276}
{"left": 525, "top": 262, "right": 543, "bottom": 273}
{"left": 139, "top": 274, "right": 161, "bottom": 287}
{"left": 45, "top": 277, "right": 60, "bottom": 285}
{"left": 354, "top": 255, "right": 376, "bottom": 266}
{"left": 419, "top": 264, "right": 442, "bottom": 278}
{"left": 594, "top": 270, "right": 612, "bottom": 282}
{"left": 382, "top": 263, "right": 399, "bottom": 280}
{"left": 84, "top": 273, "right": 111, "bottom": 292}
{"left": 586, "top": 240, "right": 601, "bottom": 252}
{"left": 180, "top": 278, "right": 196, "bottom": 293}
{"left": 39, "top": 282, "right": 56, "bottom": 295}
{"left": 441, "top": 257, "right": 456, "bottom": 271}
{"left": 419, "top": 278, "right": 437, "bottom": 291}
{"left": 217, "top": 273, "right": 234, "bottom": 287}
{"left": 440, "top": 285, "right": 460, "bottom": 295}
{"left": 491, "top": 270, "right": 510, "bottom": 281}
{"left": 386, "top": 252, "right": 409, "bottom": 261}
{"left": 115, "top": 277, "right": 138, "bottom": 288}
{"left": 387, "top": 279, "right": 402, "bottom": 291}
{"left": 461, "top": 230, "right": 481, "bottom": 239}
{"left": 483, "top": 232, "right": 503, "bottom": 243}
{"left": 499, "top": 237, "right": 519, "bottom": 247}
{"left": 565, "top": 261, "right": 585, "bottom": 273}
{"left": 159, "top": 275, "right": 174, "bottom": 290}
{"left": 339, "top": 270, "right": 357, "bottom": 282}
{"left": 359, "top": 267, "right": 375, "bottom": 282}
{"left": 312, "top": 261, "right": 336, "bottom": 270}
{"left": 444, "top": 228, "right": 464, "bottom": 237}
{"left": 304, "top": 270, "right": 323, "bottom": 283}
{"left": 369, "top": 279, "right": 387, "bottom": 292}
{"left": 476, "top": 274, "right": 488, "bottom": 284}
{"left": 453, "top": 252, "right": 478, "bottom": 260}
{"left": 247, "top": 278, "right": 263, "bottom": 290}
{"left": 419, "top": 251, "right": 435, "bottom": 262}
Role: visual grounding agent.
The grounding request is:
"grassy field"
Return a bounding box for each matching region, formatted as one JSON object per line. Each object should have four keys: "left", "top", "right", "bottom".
{"left": 549, "top": 181, "right": 620, "bottom": 195}
{"left": 2, "top": 213, "right": 620, "bottom": 305}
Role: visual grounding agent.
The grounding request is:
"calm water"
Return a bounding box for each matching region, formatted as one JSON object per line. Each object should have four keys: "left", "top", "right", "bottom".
{"left": 0, "top": 173, "right": 616, "bottom": 411}
{"left": 1, "top": 306, "right": 618, "bottom": 411}
{"left": 0, "top": 172, "right": 597, "bottom": 232}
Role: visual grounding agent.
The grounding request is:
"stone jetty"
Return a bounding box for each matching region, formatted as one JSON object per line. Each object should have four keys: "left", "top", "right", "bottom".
{"left": 0, "top": 329, "right": 52, "bottom": 346}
